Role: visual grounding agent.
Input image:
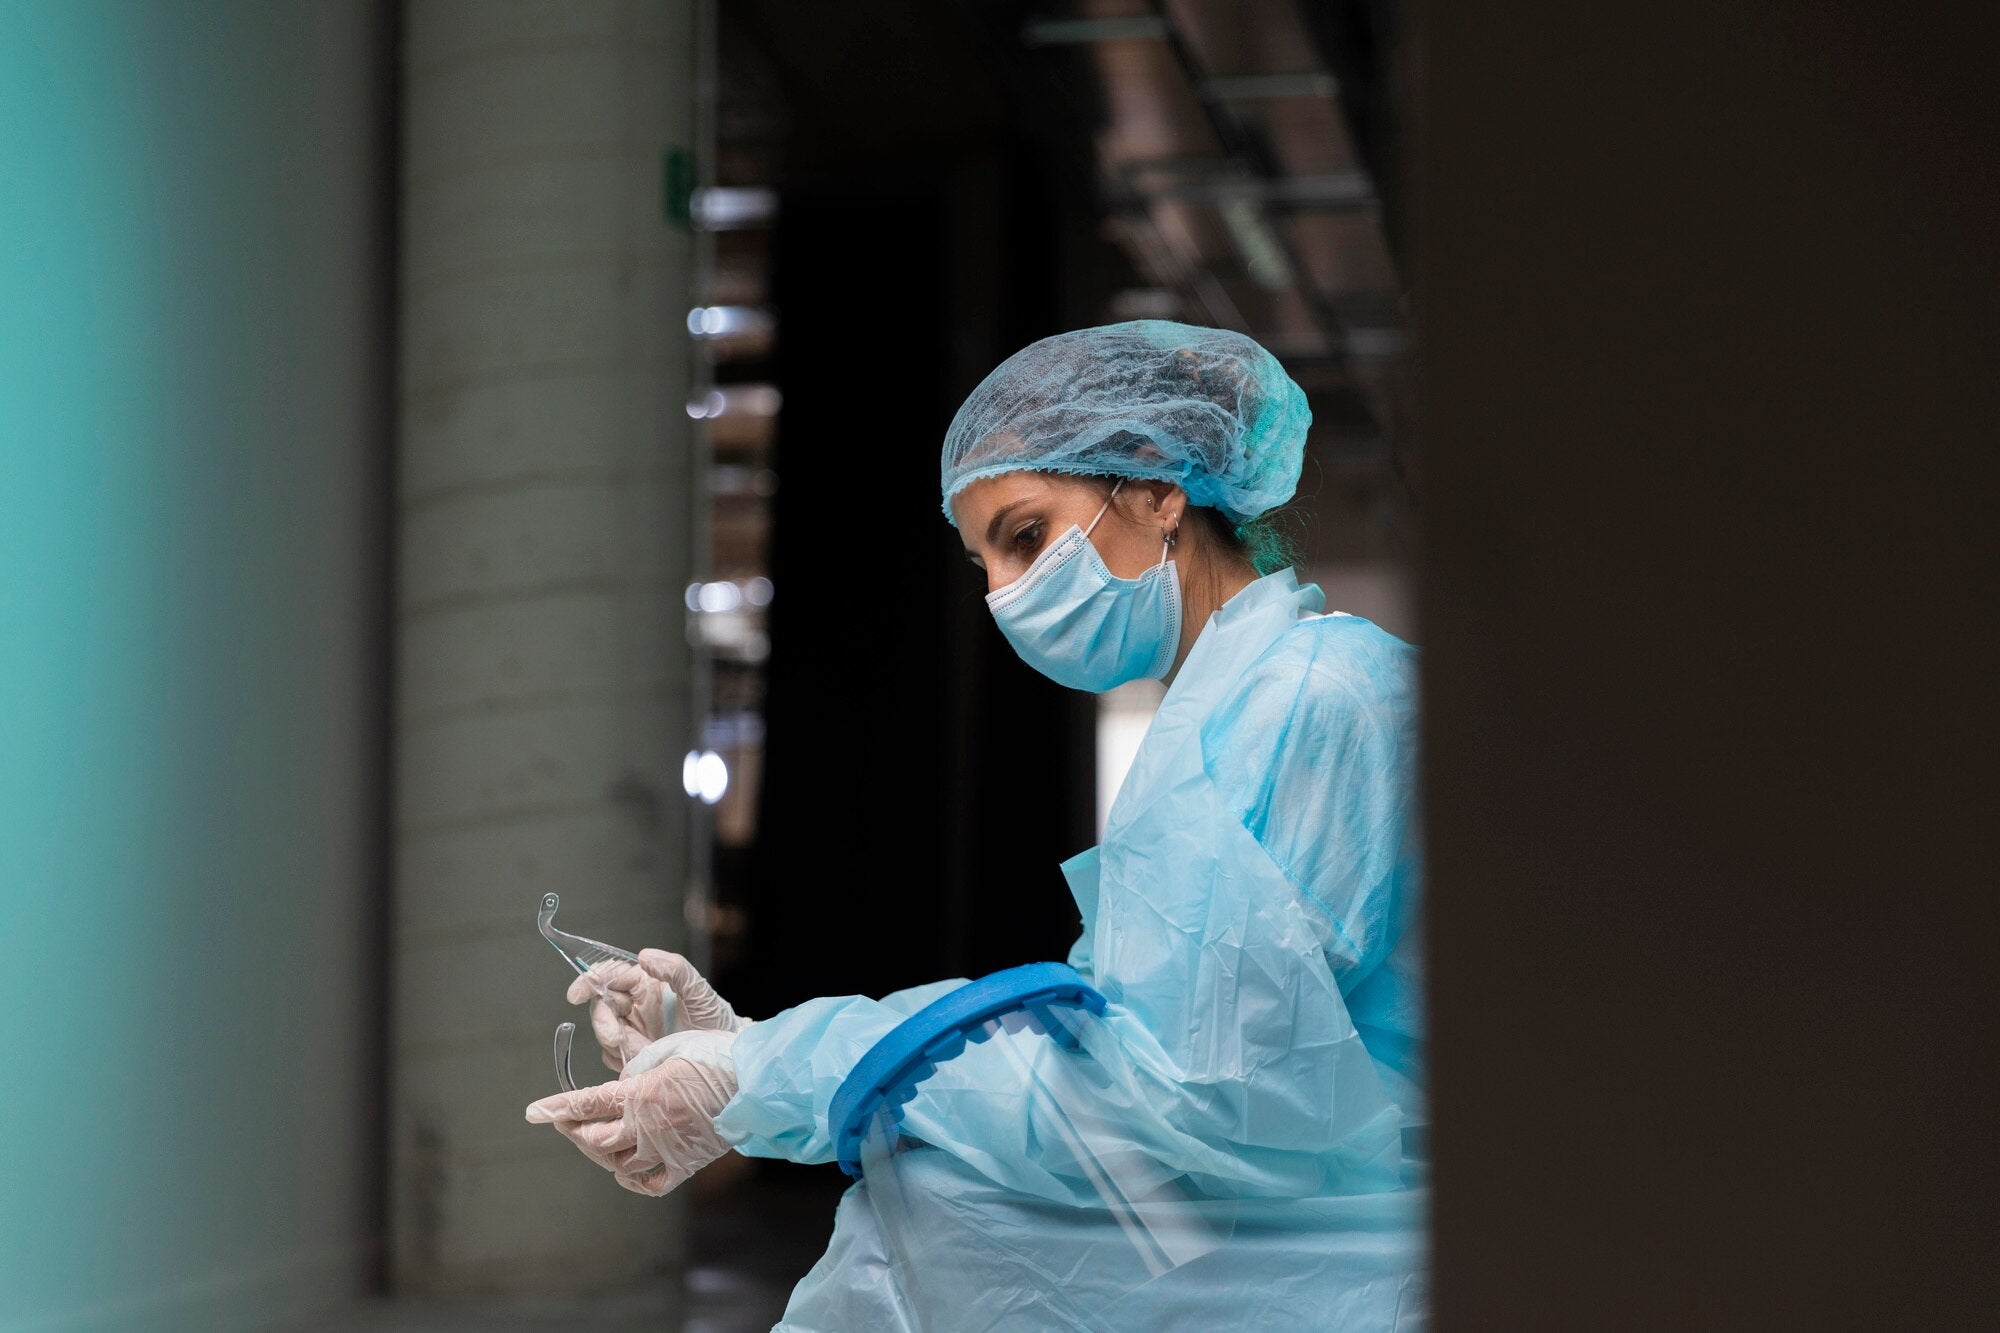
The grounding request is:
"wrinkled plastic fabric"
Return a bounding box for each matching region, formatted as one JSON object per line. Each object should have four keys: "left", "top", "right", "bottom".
{"left": 716, "top": 569, "right": 1426, "bottom": 1329}
{"left": 856, "top": 1008, "right": 1244, "bottom": 1305}
{"left": 785, "top": 1155, "right": 1423, "bottom": 1332}
{"left": 939, "top": 321, "right": 1312, "bottom": 526}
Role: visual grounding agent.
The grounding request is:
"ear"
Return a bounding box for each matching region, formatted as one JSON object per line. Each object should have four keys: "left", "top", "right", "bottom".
{"left": 1140, "top": 482, "right": 1188, "bottom": 533}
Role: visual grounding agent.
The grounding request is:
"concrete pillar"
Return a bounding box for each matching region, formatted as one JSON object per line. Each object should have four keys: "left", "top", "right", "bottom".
{"left": 394, "top": 0, "right": 698, "bottom": 1295}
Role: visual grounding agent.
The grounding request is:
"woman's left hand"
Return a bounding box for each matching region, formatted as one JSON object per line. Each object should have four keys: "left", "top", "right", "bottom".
{"left": 568, "top": 949, "right": 749, "bottom": 1074}
{"left": 526, "top": 1028, "right": 740, "bottom": 1196}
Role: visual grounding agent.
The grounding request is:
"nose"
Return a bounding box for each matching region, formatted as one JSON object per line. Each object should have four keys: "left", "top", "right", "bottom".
{"left": 986, "top": 565, "right": 1011, "bottom": 597}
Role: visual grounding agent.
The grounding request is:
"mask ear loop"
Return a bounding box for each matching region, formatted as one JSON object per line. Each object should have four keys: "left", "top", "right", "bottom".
{"left": 1158, "top": 517, "right": 1179, "bottom": 569}
{"left": 1084, "top": 478, "right": 1126, "bottom": 539}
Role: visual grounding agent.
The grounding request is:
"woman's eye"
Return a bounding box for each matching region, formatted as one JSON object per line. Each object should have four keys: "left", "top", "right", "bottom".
{"left": 1014, "top": 522, "right": 1044, "bottom": 552}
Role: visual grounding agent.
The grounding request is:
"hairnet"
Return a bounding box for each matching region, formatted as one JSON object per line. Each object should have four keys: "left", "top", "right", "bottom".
{"left": 939, "top": 320, "right": 1310, "bottom": 527}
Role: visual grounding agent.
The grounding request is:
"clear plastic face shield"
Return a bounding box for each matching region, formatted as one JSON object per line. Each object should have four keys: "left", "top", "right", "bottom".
{"left": 831, "top": 967, "right": 1236, "bottom": 1323}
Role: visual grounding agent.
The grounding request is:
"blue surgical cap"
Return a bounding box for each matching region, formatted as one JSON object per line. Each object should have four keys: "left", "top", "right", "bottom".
{"left": 940, "top": 320, "right": 1310, "bottom": 527}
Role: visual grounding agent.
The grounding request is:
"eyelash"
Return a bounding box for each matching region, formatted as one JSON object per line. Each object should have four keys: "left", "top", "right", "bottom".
{"left": 1013, "top": 522, "right": 1044, "bottom": 554}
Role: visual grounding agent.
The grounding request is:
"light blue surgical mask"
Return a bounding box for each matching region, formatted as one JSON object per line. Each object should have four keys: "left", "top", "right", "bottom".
{"left": 985, "top": 482, "right": 1182, "bottom": 692}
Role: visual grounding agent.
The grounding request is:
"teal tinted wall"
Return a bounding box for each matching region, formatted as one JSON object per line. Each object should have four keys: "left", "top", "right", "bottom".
{"left": 1, "top": 3, "right": 389, "bottom": 1327}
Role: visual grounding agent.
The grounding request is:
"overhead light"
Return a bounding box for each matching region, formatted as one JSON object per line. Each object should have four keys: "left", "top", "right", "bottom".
{"left": 703, "top": 711, "right": 767, "bottom": 750}
{"left": 682, "top": 750, "right": 729, "bottom": 805}
{"left": 686, "top": 385, "right": 783, "bottom": 419}
{"left": 1021, "top": 16, "right": 1169, "bottom": 46}
{"left": 709, "top": 466, "right": 781, "bottom": 497}
{"left": 691, "top": 187, "right": 777, "bottom": 231}
{"left": 686, "top": 306, "right": 776, "bottom": 340}
{"left": 696, "top": 581, "right": 744, "bottom": 614}
{"left": 1217, "top": 198, "right": 1295, "bottom": 292}
{"left": 685, "top": 579, "right": 774, "bottom": 613}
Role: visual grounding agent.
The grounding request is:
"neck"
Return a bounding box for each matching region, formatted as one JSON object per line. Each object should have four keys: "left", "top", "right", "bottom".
{"left": 1164, "top": 555, "right": 1259, "bottom": 685}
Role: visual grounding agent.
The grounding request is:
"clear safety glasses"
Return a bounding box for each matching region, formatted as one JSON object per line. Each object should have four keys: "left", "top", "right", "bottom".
{"left": 536, "top": 892, "right": 638, "bottom": 1093}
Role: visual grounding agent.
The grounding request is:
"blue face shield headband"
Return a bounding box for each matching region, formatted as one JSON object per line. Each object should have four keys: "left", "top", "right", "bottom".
{"left": 984, "top": 481, "right": 1183, "bottom": 693}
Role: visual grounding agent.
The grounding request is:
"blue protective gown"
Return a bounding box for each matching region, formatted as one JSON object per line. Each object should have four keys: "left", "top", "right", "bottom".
{"left": 716, "top": 569, "right": 1427, "bottom": 1330}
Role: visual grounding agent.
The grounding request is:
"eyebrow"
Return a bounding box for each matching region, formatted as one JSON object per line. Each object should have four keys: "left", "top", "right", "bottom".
{"left": 984, "top": 498, "right": 1032, "bottom": 547}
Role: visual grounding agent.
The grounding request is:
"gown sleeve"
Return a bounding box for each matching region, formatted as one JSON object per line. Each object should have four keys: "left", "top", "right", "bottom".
{"left": 711, "top": 979, "right": 967, "bottom": 1163}
{"left": 715, "top": 617, "right": 1420, "bottom": 1205}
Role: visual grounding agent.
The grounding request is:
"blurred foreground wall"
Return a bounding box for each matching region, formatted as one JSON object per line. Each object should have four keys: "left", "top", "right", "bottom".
{"left": 0, "top": 2, "right": 393, "bottom": 1329}
{"left": 1420, "top": 0, "right": 1997, "bottom": 1325}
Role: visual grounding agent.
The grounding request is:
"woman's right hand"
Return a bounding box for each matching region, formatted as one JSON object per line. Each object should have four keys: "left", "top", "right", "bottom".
{"left": 568, "top": 949, "right": 749, "bottom": 1073}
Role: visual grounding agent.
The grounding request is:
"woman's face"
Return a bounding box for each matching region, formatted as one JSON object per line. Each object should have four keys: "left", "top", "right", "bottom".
{"left": 953, "top": 472, "right": 1182, "bottom": 595}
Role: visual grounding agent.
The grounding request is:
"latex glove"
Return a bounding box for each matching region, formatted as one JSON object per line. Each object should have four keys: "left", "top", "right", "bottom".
{"left": 526, "top": 1027, "right": 739, "bottom": 1196}
{"left": 567, "top": 948, "right": 748, "bottom": 1073}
